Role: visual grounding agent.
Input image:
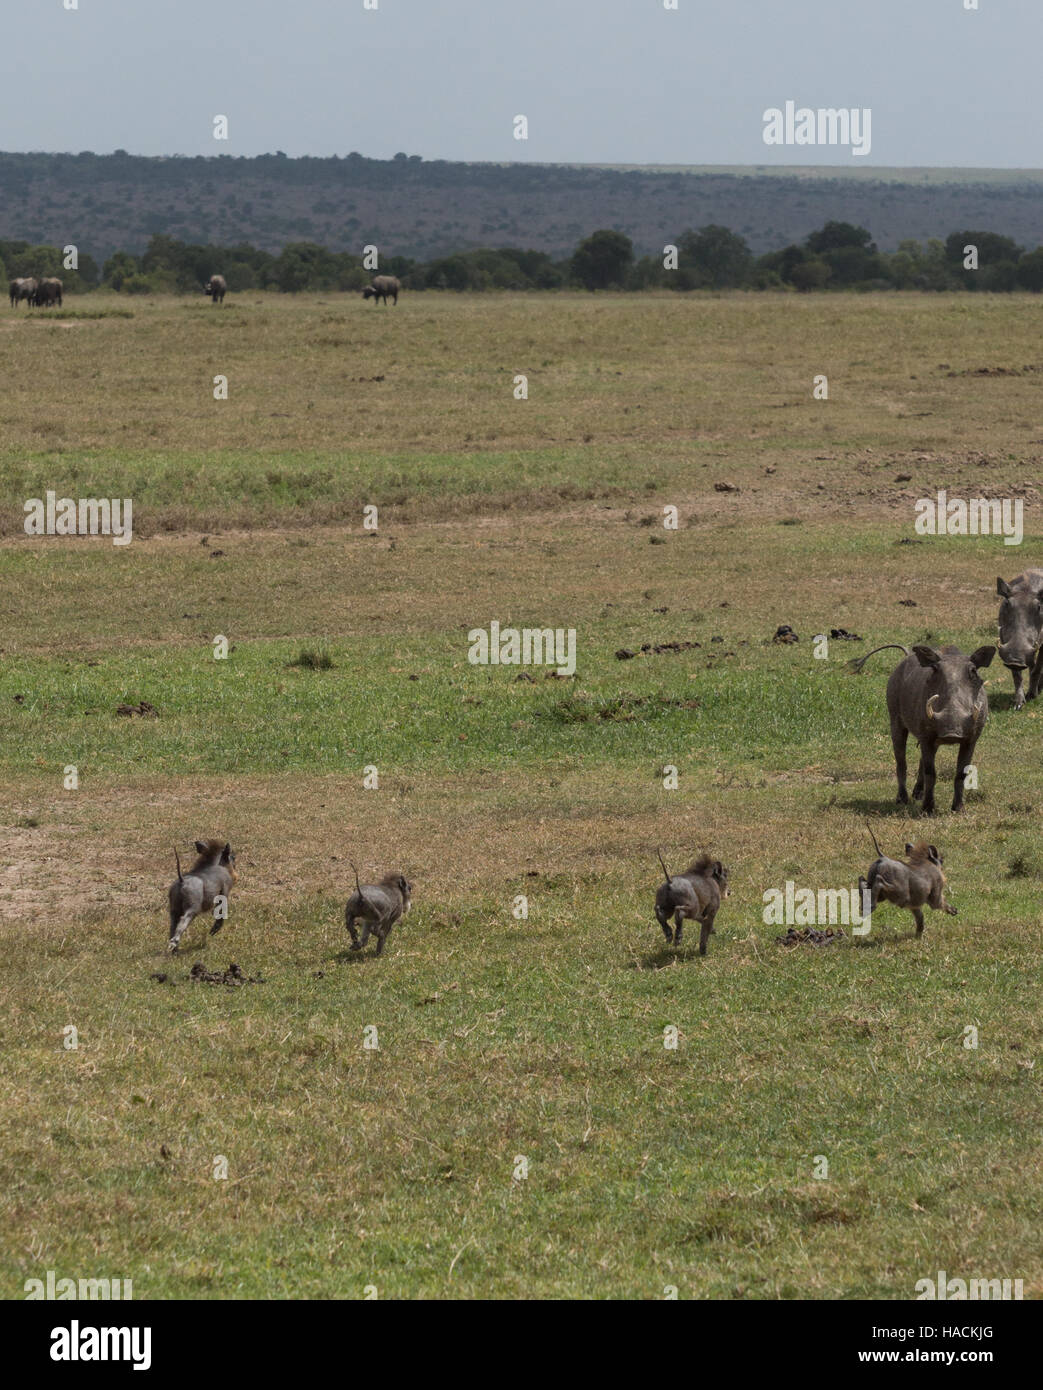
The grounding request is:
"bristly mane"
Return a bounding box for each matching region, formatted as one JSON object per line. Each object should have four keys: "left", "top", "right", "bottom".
{"left": 906, "top": 842, "right": 932, "bottom": 866}
{"left": 189, "top": 839, "right": 227, "bottom": 871}
{"left": 687, "top": 854, "right": 715, "bottom": 876}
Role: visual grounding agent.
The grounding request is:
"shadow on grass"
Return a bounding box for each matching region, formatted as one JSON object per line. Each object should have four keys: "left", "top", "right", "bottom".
{"left": 330, "top": 947, "right": 383, "bottom": 966}
{"left": 836, "top": 796, "right": 940, "bottom": 819}
{"left": 630, "top": 942, "right": 707, "bottom": 969}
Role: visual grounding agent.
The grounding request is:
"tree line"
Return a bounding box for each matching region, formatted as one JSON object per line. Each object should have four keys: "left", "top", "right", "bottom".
{"left": 5, "top": 221, "right": 1043, "bottom": 297}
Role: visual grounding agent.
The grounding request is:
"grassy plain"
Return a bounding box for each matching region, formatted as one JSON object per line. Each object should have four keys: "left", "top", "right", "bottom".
{"left": 1, "top": 291, "right": 1041, "bottom": 1299}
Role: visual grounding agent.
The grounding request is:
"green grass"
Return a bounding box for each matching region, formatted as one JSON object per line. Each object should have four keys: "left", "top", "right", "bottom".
{"left": 2, "top": 292, "right": 1041, "bottom": 1300}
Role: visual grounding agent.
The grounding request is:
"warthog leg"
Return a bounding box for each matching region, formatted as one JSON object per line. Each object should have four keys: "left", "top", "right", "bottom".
{"left": 953, "top": 735, "right": 976, "bottom": 812}
{"left": 912, "top": 754, "right": 925, "bottom": 801}
{"left": 913, "top": 906, "right": 925, "bottom": 937}
{"left": 1011, "top": 666, "right": 1027, "bottom": 710}
{"left": 891, "top": 718, "right": 910, "bottom": 804}
{"left": 1028, "top": 648, "right": 1043, "bottom": 702}
{"left": 919, "top": 742, "right": 939, "bottom": 815}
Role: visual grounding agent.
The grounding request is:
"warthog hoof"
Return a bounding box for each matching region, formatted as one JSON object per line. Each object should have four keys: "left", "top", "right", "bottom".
{"left": 945, "top": 904, "right": 958, "bottom": 915}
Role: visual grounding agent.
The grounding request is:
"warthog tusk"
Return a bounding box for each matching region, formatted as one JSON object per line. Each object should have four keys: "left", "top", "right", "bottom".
{"left": 926, "top": 694, "right": 943, "bottom": 720}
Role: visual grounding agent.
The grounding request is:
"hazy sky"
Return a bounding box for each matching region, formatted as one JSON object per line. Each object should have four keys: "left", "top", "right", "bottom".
{"left": 4, "top": 0, "right": 1039, "bottom": 167}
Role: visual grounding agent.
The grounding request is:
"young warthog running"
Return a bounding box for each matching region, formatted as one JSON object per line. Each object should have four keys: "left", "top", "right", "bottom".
{"left": 654, "top": 849, "right": 729, "bottom": 954}
{"left": 859, "top": 823, "right": 957, "bottom": 937}
{"left": 345, "top": 864, "right": 412, "bottom": 957}
{"left": 996, "top": 569, "right": 1043, "bottom": 710}
{"left": 851, "top": 642, "right": 995, "bottom": 814}
{"left": 168, "top": 840, "right": 238, "bottom": 952}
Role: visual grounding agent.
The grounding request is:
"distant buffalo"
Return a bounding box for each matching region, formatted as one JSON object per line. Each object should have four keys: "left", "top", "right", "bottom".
{"left": 363, "top": 275, "right": 401, "bottom": 306}
{"left": 34, "top": 278, "right": 62, "bottom": 307}
{"left": 9, "top": 277, "right": 37, "bottom": 308}
{"left": 204, "top": 275, "right": 227, "bottom": 304}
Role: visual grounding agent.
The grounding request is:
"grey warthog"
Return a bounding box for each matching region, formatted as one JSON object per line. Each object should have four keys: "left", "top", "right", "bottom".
{"left": 34, "top": 277, "right": 62, "bottom": 307}
{"left": 996, "top": 569, "right": 1043, "bottom": 710}
{"left": 344, "top": 864, "right": 412, "bottom": 957}
{"left": 859, "top": 823, "right": 957, "bottom": 938}
{"left": 204, "top": 275, "right": 227, "bottom": 303}
{"left": 654, "top": 849, "right": 729, "bottom": 954}
{"left": 9, "top": 277, "right": 37, "bottom": 307}
{"left": 852, "top": 642, "right": 995, "bottom": 814}
{"left": 168, "top": 839, "right": 238, "bottom": 952}
{"left": 362, "top": 275, "right": 401, "bottom": 305}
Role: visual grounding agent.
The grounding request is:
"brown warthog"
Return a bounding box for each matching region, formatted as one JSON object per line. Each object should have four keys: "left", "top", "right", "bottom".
{"left": 996, "top": 569, "right": 1043, "bottom": 710}
{"left": 34, "top": 277, "right": 62, "bottom": 307}
{"left": 9, "top": 277, "right": 36, "bottom": 307}
{"left": 859, "top": 825, "right": 957, "bottom": 938}
{"left": 852, "top": 642, "right": 995, "bottom": 814}
{"left": 362, "top": 275, "right": 400, "bottom": 305}
{"left": 204, "top": 275, "right": 227, "bottom": 303}
{"left": 654, "top": 849, "right": 729, "bottom": 954}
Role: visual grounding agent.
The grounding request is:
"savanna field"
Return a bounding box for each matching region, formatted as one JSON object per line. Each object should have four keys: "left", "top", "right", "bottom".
{"left": 1, "top": 290, "right": 1041, "bottom": 1299}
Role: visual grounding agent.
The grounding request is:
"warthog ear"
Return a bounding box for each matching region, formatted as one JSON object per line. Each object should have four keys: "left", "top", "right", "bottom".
{"left": 713, "top": 861, "right": 724, "bottom": 879}
{"left": 912, "top": 644, "right": 940, "bottom": 669}
{"left": 997, "top": 577, "right": 1013, "bottom": 598}
{"left": 970, "top": 645, "right": 996, "bottom": 669}
{"left": 194, "top": 840, "right": 208, "bottom": 854}
{"left": 905, "top": 843, "right": 914, "bottom": 855}
{"left": 220, "top": 843, "right": 232, "bottom": 863}
{"left": 929, "top": 846, "right": 941, "bottom": 864}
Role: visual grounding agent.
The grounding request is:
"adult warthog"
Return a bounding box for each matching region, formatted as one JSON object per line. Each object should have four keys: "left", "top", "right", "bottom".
{"left": 852, "top": 642, "right": 995, "bottom": 814}
{"left": 362, "top": 275, "right": 400, "bottom": 305}
{"left": 996, "top": 569, "right": 1043, "bottom": 710}
{"left": 9, "top": 277, "right": 37, "bottom": 307}
{"left": 34, "top": 277, "right": 62, "bottom": 307}
{"left": 204, "top": 275, "right": 227, "bottom": 303}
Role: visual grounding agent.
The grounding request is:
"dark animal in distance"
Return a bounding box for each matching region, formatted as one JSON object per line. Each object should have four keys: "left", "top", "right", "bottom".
{"left": 34, "top": 277, "right": 62, "bottom": 307}
{"left": 851, "top": 642, "right": 994, "bottom": 814}
{"left": 996, "top": 569, "right": 1043, "bottom": 710}
{"left": 204, "top": 275, "right": 227, "bottom": 303}
{"left": 168, "top": 840, "right": 238, "bottom": 953}
{"left": 654, "top": 848, "right": 729, "bottom": 954}
{"left": 344, "top": 863, "right": 412, "bottom": 956}
{"left": 859, "top": 822, "right": 956, "bottom": 937}
{"left": 9, "top": 277, "right": 37, "bottom": 308}
{"left": 362, "top": 275, "right": 401, "bottom": 305}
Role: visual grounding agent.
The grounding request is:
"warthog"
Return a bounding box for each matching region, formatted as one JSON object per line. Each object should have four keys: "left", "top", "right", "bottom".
{"left": 34, "top": 277, "right": 62, "bottom": 307}
{"left": 204, "top": 275, "right": 227, "bottom": 303}
{"left": 996, "top": 569, "right": 1043, "bottom": 710}
{"left": 362, "top": 274, "right": 400, "bottom": 305}
{"left": 852, "top": 642, "right": 995, "bottom": 814}
{"left": 9, "top": 277, "right": 37, "bottom": 307}
{"left": 859, "top": 825, "right": 957, "bottom": 938}
{"left": 654, "top": 849, "right": 729, "bottom": 954}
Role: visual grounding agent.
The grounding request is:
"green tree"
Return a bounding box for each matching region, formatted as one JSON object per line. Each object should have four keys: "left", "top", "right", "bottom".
{"left": 806, "top": 221, "right": 874, "bottom": 254}
{"left": 676, "top": 225, "right": 753, "bottom": 289}
{"left": 570, "top": 230, "right": 634, "bottom": 290}
{"left": 103, "top": 251, "right": 140, "bottom": 290}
